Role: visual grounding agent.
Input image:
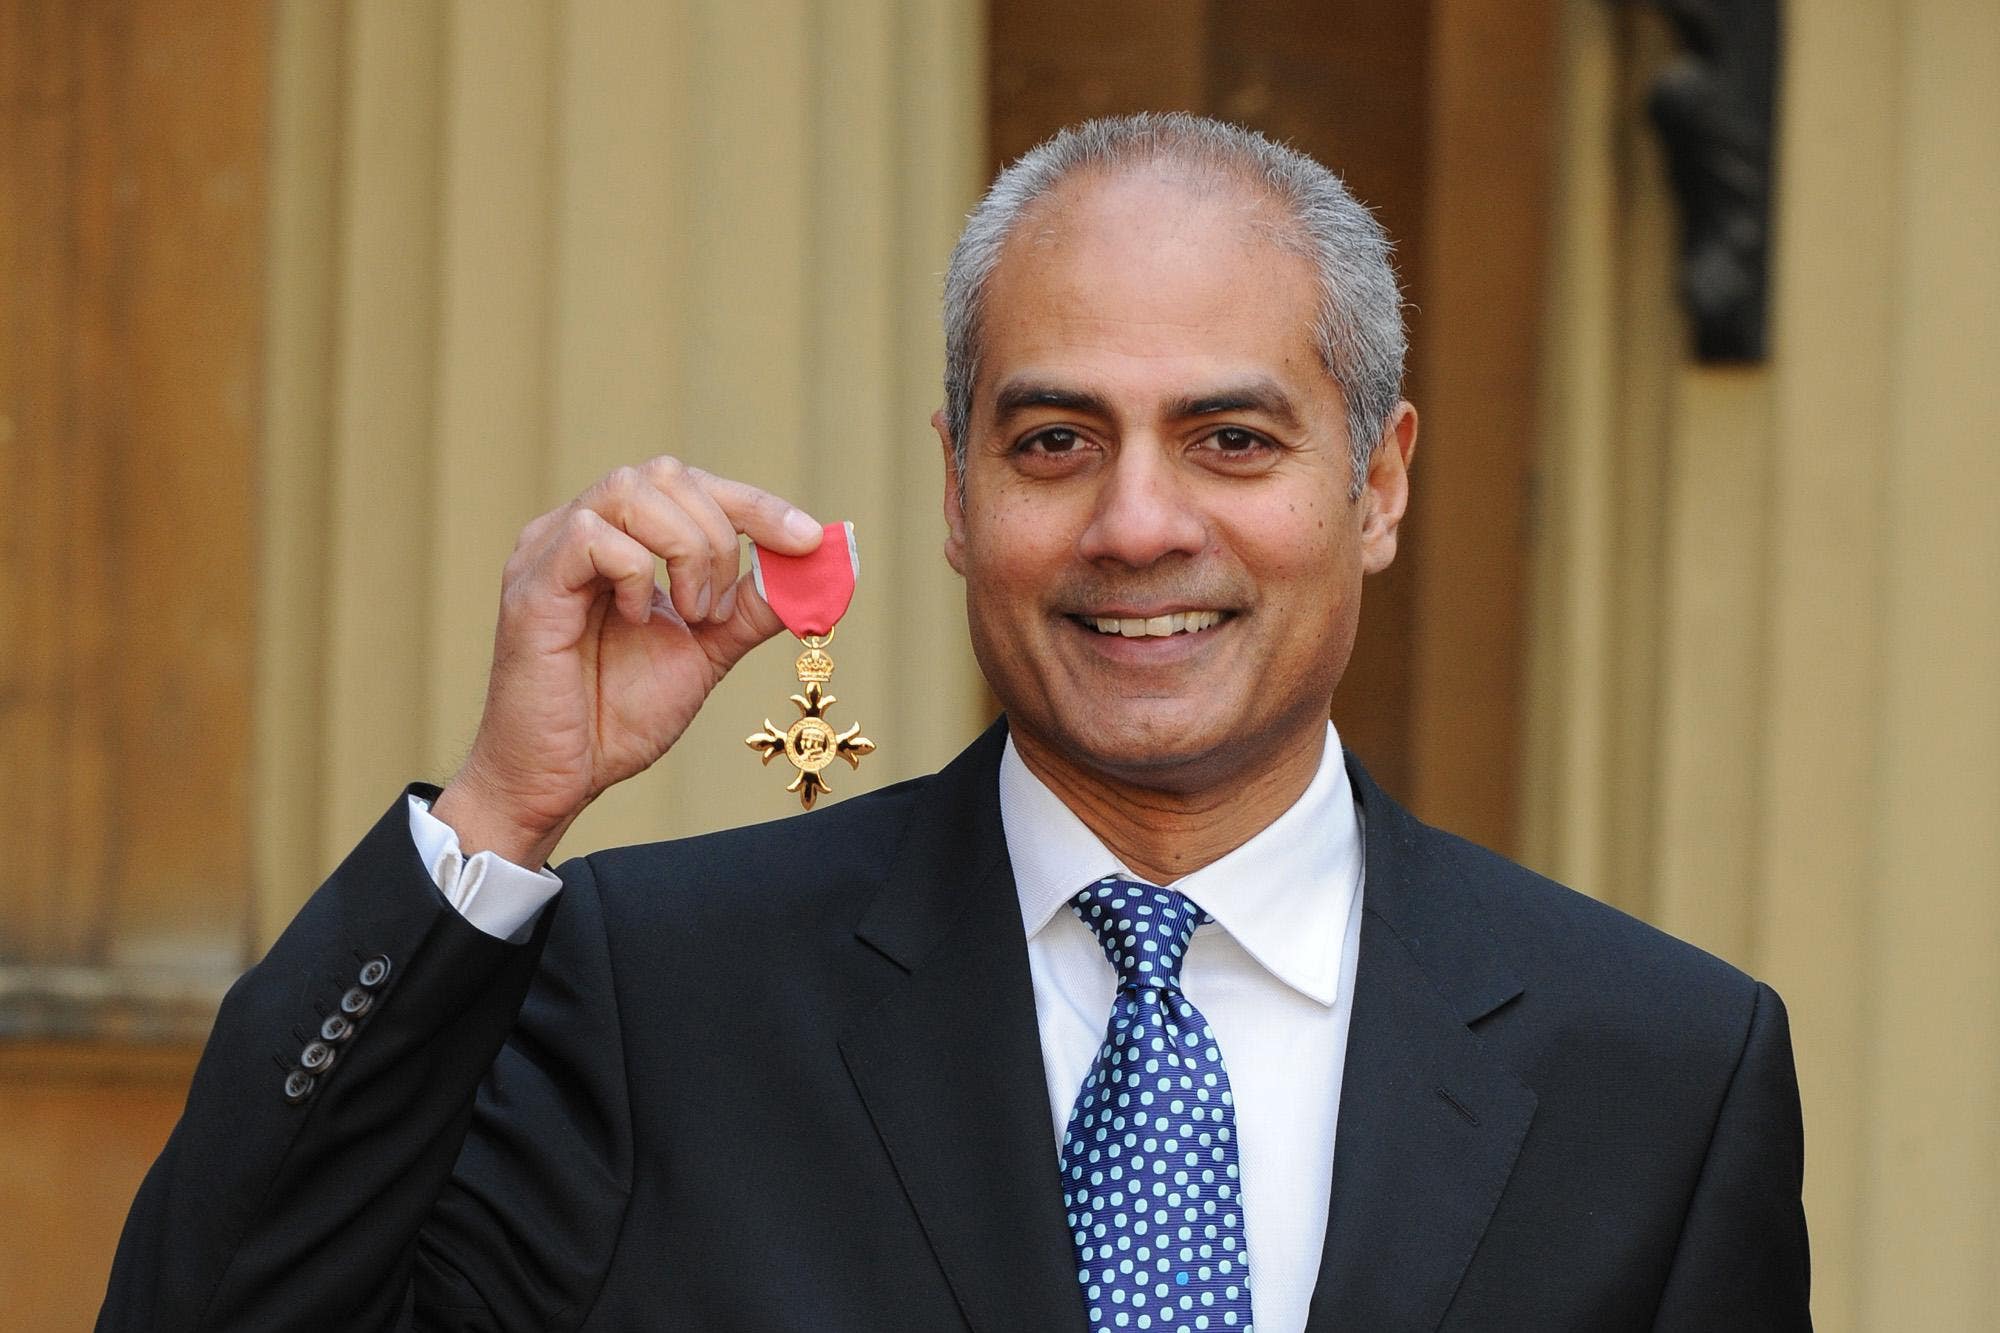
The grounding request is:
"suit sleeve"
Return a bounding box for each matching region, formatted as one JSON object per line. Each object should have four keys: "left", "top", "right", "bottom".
{"left": 1653, "top": 981, "right": 1813, "bottom": 1331}
{"left": 96, "top": 789, "right": 632, "bottom": 1332}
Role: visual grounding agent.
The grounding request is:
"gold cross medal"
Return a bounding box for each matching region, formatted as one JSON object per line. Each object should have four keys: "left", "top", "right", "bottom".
{"left": 744, "top": 521, "right": 875, "bottom": 809}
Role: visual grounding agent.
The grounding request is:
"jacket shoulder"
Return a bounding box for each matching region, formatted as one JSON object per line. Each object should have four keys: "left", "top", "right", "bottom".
{"left": 1380, "top": 808, "right": 1773, "bottom": 1076}
{"left": 563, "top": 771, "right": 934, "bottom": 928}
{"left": 1438, "top": 826, "right": 1755, "bottom": 998}
{"left": 1347, "top": 744, "right": 1758, "bottom": 1004}
{"left": 1349, "top": 752, "right": 1754, "bottom": 1011}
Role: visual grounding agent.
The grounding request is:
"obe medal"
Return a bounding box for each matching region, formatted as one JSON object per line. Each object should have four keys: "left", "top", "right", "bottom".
{"left": 744, "top": 521, "right": 875, "bottom": 809}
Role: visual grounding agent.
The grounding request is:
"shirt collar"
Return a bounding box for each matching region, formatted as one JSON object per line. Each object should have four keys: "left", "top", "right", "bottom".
{"left": 999, "top": 722, "right": 1362, "bottom": 1006}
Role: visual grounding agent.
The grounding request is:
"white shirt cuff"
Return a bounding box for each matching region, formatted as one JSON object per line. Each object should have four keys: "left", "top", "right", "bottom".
{"left": 406, "top": 794, "right": 563, "bottom": 942}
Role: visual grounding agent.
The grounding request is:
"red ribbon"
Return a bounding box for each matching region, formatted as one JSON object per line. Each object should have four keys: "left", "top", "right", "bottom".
{"left": 751, "top": 521, "right": 857, "bottom": 639}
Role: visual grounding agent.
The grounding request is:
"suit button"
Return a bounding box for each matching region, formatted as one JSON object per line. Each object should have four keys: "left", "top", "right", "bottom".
{"left": 320, "top": 1013, "right": 354, "bottom": 1043}
{"left": 339, "top": 986, "right": 374, "bottom": 1017}
{"left": 358, "top": 955, "right": 391, "bottom": 988}
{"left": 300, "top": 1040, "right": 337, "bottom": 1072}
{"left": 283, "top": 1069, "right": 315, "bottom": 1103}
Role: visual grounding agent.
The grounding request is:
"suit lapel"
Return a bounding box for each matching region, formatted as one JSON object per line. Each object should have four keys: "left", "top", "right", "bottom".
{"left": 833, "top": 731, "right": 1535, "bottom": 1331}
{"left": 838, "top": 721, "right": 1087, "bottom": 1333}
{"left": 1305, "top": 758, "right": 1537, "bottom": 1331}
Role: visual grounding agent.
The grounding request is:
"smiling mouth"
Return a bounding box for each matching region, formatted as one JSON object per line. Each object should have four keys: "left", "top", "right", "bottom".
{"left": 1074, "top": 610, "right": 1229, "bottom": 638}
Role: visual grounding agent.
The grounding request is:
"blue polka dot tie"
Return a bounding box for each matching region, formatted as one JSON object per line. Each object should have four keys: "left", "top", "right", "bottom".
{"left": 1062, "top": 877, "right": 1254, "bottom": 1332}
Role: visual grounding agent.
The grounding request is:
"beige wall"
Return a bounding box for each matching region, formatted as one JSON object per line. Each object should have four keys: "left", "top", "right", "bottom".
{"left": 257, "top": 0, "right": 989, "bottom": 939}
{"left": 1526, "top": 2, "right": 2000, "bottom": 1327}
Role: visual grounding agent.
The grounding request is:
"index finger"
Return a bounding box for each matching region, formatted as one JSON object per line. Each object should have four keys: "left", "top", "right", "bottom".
{"left": 688, "top": 467, "right": 824, "bottom": 555}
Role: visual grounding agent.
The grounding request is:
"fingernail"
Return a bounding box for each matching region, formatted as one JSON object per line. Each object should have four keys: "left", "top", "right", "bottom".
{"left": 783, "top": 509, "right": 821, "bottom": 543}
{"left": 693, "top": 583, "right": 712, "bottom": 620}
{"left": 716, "top": 584, "right": 737, "bottom": 621}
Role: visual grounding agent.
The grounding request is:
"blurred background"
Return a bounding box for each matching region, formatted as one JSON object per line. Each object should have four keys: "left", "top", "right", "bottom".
{"left": 2, "top": 1, "right": 1994, "bottom": 1326}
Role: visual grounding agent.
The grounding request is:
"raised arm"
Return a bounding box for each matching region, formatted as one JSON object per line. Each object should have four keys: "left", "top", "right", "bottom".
{"left": 432, "top": 455, "right": 824, "bottom": 866}
{"left": 99, "top": 458, "right": 822, "bottom": 1330}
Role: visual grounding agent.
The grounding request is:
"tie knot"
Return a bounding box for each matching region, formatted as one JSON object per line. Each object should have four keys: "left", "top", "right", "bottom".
{"left": 1070, "top": 877, "right": 1209, "bottom": 989}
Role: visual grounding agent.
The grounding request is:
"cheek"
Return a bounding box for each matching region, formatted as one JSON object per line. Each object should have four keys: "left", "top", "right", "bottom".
{"left": 1233, "top": 493, "right": 1349, "bottom": 576}
{"left": 966, "top": 493, "right": 1074, "bottom": 585}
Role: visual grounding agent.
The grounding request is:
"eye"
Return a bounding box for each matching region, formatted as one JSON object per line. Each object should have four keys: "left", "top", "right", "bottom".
{"left": 1190, "top": 425, "right": 1285, "bottom": 474}
{"left": 1018, "top": 426, "right": 1084, "bottom": 454}
{"left": 1197, "top": 426, "right": 1279, "bottom": 458}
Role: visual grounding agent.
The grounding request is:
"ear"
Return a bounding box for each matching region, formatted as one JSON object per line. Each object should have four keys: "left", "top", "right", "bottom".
{"left": 1359, "top": 400, "right": 1418, "bottom": 575}
{"left": 936, "top": 409, "right": 969, "bottom": 575}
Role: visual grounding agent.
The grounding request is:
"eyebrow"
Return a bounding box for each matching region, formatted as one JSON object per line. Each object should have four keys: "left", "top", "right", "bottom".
{"left": 990, "top": 375, "right": 1307, "bottom": 431}
{"left": 992, "top": 380, "right": 1116, "bottom": 422}
{"left": 1165, "top": 378, "right": 1305, "bottom": 431}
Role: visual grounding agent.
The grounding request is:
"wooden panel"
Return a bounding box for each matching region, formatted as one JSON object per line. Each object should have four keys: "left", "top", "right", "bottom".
{"left": 986, "top": 1, "right": 1552, "bottom": 851}
{"left": 0, "top": 0, "right": 263, "bottom": 1311}
{"left": 1205, "top": 0, "right": 1434, "bottom": 809}
{"left": 1403, "top": 1, "right": 1557, "bottom": 855}
{"left": 989, "top": 0, "right": 1208, "bottom": 166}
{"left": 988, "top": 0, "right": 1432, "bottom": 797}
{"left": 0, "top": 0, "right": 266, "bottom": 1012}
{"left": 982, "top": 0, "right": 1209, "bottom": 734}
{"left": 0, "top": 1042, "right": 197, "bottom": 1328}
{"left": 1, "top": 0, "right": 111, "bottom": 968}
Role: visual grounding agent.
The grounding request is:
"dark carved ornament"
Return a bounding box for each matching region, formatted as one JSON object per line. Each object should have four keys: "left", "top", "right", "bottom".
{"left": 1634, "top": 0, "right": 1782, "bottom": 362}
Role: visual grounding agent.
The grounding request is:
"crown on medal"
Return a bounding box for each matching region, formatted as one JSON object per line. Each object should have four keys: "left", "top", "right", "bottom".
{"left": 794, "top": 647, "right": 835, "bottom": 683}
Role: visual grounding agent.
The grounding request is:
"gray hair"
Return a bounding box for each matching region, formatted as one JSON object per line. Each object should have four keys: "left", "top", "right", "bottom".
{"left": 941, "top": 112, "right": 1407, "bottom": 496}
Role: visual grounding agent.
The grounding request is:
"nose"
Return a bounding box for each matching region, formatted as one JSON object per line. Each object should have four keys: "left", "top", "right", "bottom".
{"left": 1076, "top": 443, "right": 1208, "bottom": 568}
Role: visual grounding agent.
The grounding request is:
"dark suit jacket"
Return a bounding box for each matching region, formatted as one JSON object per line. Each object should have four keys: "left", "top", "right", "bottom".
{"left": 100, "top": 721, "right": 1810, "bottom": 1330}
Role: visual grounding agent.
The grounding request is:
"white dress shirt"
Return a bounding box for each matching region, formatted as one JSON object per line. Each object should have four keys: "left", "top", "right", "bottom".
{"left": 407, "top": 794, "right": 562, "bottom": 942}
{"left": 1001, "top": 724, "right": 1364, "bottom": 1333}
{"left": 410, "top": 721, "right": 1364, "bottom": 1332}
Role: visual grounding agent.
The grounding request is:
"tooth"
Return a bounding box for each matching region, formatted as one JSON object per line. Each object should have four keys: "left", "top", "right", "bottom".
{"left": 1087, "top": 611, "right": 1225, "bottom": 635}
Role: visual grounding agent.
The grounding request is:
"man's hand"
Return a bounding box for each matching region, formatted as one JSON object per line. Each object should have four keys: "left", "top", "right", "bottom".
{"left": 431, "top": 457, "right": 823, "bottom": 867}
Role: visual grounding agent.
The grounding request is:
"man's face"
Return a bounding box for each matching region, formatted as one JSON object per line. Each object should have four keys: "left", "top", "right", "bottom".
{"left": 940, "top": 170, "right": 1414, "bottom": 795}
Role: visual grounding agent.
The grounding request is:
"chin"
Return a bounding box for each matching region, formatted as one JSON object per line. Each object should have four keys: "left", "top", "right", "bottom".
{"left": 1035, "top": 703, "right": 1256, "bottom": 792}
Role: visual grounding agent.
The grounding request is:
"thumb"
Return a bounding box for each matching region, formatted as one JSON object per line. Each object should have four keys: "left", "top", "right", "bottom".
{"left": 692, "top": 569, "right": 790, "bottom": 675}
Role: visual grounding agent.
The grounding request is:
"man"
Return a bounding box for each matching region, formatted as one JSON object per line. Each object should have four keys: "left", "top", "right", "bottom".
{"left": 102, "top": 114, "right": 1810, "bottom": 1331}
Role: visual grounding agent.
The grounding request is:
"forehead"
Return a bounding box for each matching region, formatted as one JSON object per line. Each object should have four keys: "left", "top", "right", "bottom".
{"left": 976, "top": 170, "right": 1327, "bottom": 407}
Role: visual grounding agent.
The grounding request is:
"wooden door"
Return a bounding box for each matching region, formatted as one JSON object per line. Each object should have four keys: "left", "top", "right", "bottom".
{"left": 989, "top": 0, "right": 1558, "bottom": 854}
{"left": 0, "top": 1, "right": 267, "bottom": 1322}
